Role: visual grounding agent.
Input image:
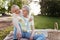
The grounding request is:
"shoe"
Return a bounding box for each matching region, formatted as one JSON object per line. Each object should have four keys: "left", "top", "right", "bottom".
{"left": 13, "top": 39, "right": 18, "bottom": 40}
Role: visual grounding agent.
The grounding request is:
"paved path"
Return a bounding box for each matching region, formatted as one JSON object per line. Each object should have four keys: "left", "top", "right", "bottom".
{"left": 0, "top": 17, "right": 12, "bottom": 30}
{"left": 0, "top": 17, "right": 12, "bottom": 21}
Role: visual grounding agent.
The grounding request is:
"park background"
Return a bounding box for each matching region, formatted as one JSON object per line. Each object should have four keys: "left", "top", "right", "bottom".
{"left": 0, "top": 0, "right": 60, "bottom": 40}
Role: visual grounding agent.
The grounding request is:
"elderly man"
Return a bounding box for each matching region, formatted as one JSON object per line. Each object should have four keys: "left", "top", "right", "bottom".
{"left": 21, "top": 5, "right": 46, "bottom": 40}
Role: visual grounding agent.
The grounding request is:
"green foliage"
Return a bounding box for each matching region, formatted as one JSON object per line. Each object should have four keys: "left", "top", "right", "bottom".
{"left": 0, "top": 8, "right": 6, "bottom": 13}
{"left": 10, "top": 0, "right": 22, "bottom": 8}
{"left": 8, "top": 0, "right": 22, "bottom": 12}
{"left": 40, "top": 0, "right": 60, "bottom": 17}
{"left": 0, "top": 0, "right": 6, "bottom": 13}
{"left": 22, "top": 0, "right": 28, "bottom": 5}
{"left": 0, "top": 27, "right": 13, "bottom": 40}
{"left": 0, "top": 0, "right": 22, "bottom": 14}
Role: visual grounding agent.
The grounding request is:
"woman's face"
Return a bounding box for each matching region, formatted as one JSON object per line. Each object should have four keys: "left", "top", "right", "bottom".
{"left": 15, "top": 8, "right": 20, "bottom": 14}
{"left": 11, "top": 7, "right": 20, "bottom": 14}
{"left": 22, "top": 8, "right": 28, "bottom": 17}
{"left": 11, "top": 8, "right": 15, "bottom": 13}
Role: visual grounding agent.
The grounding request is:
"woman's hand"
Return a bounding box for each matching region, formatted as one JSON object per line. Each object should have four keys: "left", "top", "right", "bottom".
{"left": 17, "top": 32, "right": 22, "bottom": 40}
{"left": 29, "top": 36, "right": 33, "bottom": 40}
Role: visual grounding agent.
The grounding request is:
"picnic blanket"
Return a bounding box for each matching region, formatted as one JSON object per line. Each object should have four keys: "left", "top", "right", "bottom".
{"left": 4, "top": 31, "right": 28, "bottom": 40}
{"left": 4, "top": 30, "right": 48, "bottom": 40}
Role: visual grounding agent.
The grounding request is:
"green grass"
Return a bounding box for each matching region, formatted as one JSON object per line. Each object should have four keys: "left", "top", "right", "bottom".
{"left": 34, "top": 16, "right": 60, "bottom": 29}
{"left": 0, "top": 27, "right": 13, "bottom": 40}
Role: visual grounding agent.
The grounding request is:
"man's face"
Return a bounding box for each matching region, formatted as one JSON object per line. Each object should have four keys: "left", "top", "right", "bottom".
{"left": 22, "top": 8, "right": 28, "bottom": 16}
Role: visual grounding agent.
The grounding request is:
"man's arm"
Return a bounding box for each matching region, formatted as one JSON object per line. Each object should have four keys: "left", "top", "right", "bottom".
{"left": 30, "top": 16, "right": 35, "bottom": 40}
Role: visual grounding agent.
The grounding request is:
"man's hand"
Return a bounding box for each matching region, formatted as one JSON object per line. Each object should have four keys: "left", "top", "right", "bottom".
{"left": 17, "top": 32, "right": 22, "bottom": 40}
{"left": 29, "top": 18, "right": 32, "bottom": 22}
{"left": 30, "top": 36, "right": 33, "bottom": 40}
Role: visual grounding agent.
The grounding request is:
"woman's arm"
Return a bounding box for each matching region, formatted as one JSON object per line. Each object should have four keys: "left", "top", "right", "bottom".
{"left": 12, "top": 18, "right": 21, "bottom": 33}
{"left": 12, "top": 18, "right": 22, "bottom": 39}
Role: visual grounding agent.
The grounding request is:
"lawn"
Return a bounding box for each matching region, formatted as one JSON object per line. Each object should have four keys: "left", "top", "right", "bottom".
{"left": 0, "top": 27, "right": 13, "bottom": 40}
{"left": 0, "top": 16, "right": 60, "bottom": 40}
{"left": 34, "top": 16, "right": 60, "bottom": 29}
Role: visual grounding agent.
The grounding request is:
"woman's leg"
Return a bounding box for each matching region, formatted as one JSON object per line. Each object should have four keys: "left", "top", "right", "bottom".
{"left": 13, "top": 27, "right": 18, "bottom": 40}
{"left": 33, "top": 33, "right": 46, "bottom": 40}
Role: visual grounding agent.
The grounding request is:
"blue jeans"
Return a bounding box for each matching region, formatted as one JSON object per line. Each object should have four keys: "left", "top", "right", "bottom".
{"left": 13, "top": 27, "right": 45, "bottom": 40}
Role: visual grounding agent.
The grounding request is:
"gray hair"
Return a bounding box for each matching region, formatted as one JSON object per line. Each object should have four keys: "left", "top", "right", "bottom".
{"left": 22, "top": 5, "right": 30, "bottom": 13}
{"left": 11, "top": 5, "right": 20, "bottom": 10}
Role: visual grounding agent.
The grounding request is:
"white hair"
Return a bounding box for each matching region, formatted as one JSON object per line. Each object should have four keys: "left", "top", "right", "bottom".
{"left": 11, "top": 5, "right": 20, "bottom": 10}
{"left": 22, "top": 5, "right": 30, "bottom": 13}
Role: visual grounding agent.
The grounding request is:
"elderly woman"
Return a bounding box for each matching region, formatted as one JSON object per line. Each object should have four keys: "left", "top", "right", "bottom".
{"left": 11, "top": 5, "right": 22, "bottom": 40}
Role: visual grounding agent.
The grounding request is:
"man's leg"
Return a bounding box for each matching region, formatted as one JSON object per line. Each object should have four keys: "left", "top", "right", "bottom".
{"left": 22, "top": 32, "right": 25, "bottom": 38}
{"left": 22, "top": 32, "right": 31, "bottom": 39}
{"left": 33, "top": 33, "right": 45, "bottom": 40}
{"left": 13, "top": 27, "right": 18, "bottom": 40}
{"left": 13, "top": 39, "right": 18, "bottom": 40}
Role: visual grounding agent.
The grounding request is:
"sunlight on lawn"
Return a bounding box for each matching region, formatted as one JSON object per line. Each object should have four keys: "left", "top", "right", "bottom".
{"left": 0, "top": 26, "right": 13, "bottom": 40}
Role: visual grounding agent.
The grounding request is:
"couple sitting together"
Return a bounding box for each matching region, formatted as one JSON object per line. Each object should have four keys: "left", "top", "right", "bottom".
{"left": 11, "top": 5, "right": 46, "bottom": 40}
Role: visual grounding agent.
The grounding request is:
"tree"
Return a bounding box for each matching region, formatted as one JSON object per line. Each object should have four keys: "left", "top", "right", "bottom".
{"left": 22, "top": 0, "right": 28, "bottom": 5}
{"left": 40, "top": 0, "right": 60, "bottom": 17}
{"left": 8, "top": 0, "right": 22, "bottom": 12}
{"left": 0, "top": 0, "right": 7, "bottom": 16}
{"left": 0, "top": 0, "right": 22, "bottom": 15}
